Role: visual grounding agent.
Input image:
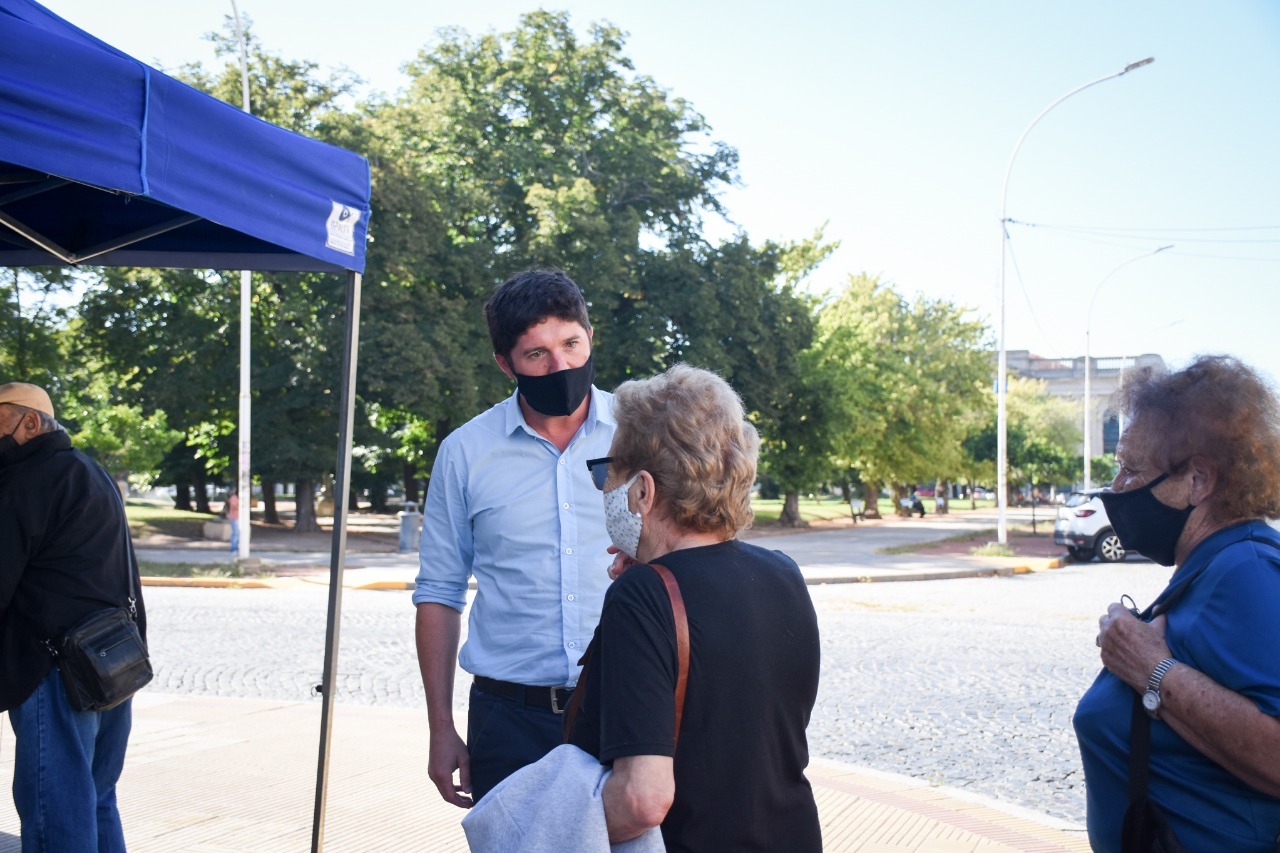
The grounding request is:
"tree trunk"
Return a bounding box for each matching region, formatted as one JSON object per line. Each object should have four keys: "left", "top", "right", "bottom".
{"left": 263, "top": 482, "right": 279, "bottom": 525}
{"left": 779, "top": 492, "right": 808, "bottom": 527}
{"left": 891, "top": 483, "right": 911, "bottom": 517}
{"left": 861, "top": 482, "right": 882, "bottom": 519}
{"left": 348, "top": 487, "right": 360, "bottom": 512}
{"left": 193, "top": 469, "right": 211, "bottom": 514}
{"left": 294, "top": 478, "right": 320, "bottom": 533}
{"left": 174, "top": 480, "right": 193, "bottom": 512}
{"left": 403, "top": 461, "right": 419, "bottom": 506}
{"left": 369, "top": 486, "right": 388, "bottom": 513}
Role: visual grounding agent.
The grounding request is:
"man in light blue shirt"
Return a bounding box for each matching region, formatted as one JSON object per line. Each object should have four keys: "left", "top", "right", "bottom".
{"left": 414, "top": 269, "right": 616, "bottom": 808}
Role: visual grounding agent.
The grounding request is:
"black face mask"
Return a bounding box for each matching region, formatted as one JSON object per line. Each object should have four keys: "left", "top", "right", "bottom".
{"left": 0, "top": 417, "right": 23, "bottom": 461}
{"left": 514, "top": 355, "right": 595, "bottom": 417}
{"left": 1099, "top": 473, "right": 1196, "bottom": 567}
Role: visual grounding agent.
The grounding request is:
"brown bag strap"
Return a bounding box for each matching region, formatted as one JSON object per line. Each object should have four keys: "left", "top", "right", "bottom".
{"left": 648, "top": 563, "right": 689, "bottom": 748}
{"left": 563, "top": 562, "right": 690, "bottom": 749}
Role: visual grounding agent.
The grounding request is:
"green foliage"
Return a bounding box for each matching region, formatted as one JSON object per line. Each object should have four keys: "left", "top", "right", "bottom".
{"left": 0, "top": 267, "right": 74, "bottom": 389}
{"left": 963, "top": 376, "right": 1083, "bottom": 489}
{"left": 357, "top": 10, "right": 751, "bottom": 436}
{"left": 24, "top": 13, "right": 1030, "bottom": 513}
{"left": 61, "top": 372, "right": 183, "bottom": 486}
{"left": 794, "top": 274, "right": 990, "bottom": 492}
{"left": 1091, "top": 453, "right": 1118, "bottom": 485}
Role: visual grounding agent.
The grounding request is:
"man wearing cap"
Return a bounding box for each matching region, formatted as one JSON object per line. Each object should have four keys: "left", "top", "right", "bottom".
{"left": 0, "top": 381, "right": 146, "bottom": 850}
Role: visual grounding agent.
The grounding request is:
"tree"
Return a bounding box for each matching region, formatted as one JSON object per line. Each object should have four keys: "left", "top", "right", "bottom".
{"left": 60, "top": 373, "right": 183, "bottom": 489}
{"left": 962, "top": 376, "right": 1083, "bottom": 510}
{"left": 0, "top": 267, "right": 73, "bottom": 390}
{"left": 804, "top": 274, "right": 990, "bottom": 518}
{"left": 357, "top": 10, "right": 745, "bottom": 480}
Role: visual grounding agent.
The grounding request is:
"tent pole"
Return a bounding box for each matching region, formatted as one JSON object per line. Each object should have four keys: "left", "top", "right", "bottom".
{"left": 311, "top": 270, "right": 362, "bottom": 853}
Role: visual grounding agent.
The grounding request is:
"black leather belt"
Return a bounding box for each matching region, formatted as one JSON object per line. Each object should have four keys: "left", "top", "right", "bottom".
{"left": 474, "top": 676, "right": 574, "bottom": 715}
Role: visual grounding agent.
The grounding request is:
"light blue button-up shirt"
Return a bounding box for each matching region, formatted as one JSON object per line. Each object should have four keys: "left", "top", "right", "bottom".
{"left": 413, "top": 386, "right": 616, "bottom": 687}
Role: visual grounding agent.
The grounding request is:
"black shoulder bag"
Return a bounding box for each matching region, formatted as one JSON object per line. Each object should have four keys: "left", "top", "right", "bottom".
{"left": 44, "top": 466, "right": 153, "bottom": 712}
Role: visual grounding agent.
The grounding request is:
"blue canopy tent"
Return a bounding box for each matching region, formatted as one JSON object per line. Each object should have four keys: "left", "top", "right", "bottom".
{"left": 2, "top": 1, "right": 369, "bottom": 847}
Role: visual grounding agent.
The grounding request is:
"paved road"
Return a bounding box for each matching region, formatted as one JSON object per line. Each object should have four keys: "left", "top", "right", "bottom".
{"left": 139, "top": 553, "right": 1175, "bottom": 826}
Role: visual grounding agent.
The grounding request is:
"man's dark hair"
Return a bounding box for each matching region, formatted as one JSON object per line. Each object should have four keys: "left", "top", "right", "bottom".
{"left": 484, "top": 269, "right": 592, "bottom": 362}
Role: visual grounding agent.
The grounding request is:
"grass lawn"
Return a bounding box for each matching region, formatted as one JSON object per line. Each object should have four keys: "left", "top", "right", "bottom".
{"left": 124, "top": 499, "right": 215, "bottom": 539}
{"left": 750, "top": 496, "right": 998, "bottom": 525}
{"left": 137, "top": 560, "right": 247, "bottom": 578}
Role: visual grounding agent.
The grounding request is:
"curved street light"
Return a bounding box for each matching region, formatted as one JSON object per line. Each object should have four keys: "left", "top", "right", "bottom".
{"left": 995, "top": 57, "right": 1154, "bottom": 543}
{"left": 1082, "top": 244, "right": 1173, "bottom": 491}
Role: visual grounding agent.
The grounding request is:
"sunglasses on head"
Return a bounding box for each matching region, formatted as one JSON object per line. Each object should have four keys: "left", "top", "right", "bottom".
{"left": 585, "top": 456, "right": 614, "bottom": 491}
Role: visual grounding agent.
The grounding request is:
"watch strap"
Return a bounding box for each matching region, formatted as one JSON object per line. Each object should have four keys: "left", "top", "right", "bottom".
{"left": 1147, "top": 658, "right": 1177, "bottom": 694}
{"left": 1143, "top": 657, "right": 1177, "bottom": 719}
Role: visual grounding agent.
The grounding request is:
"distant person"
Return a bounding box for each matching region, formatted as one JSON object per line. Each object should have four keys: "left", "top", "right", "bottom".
{"left": 0, "top": 381, "right": 147, "bottom": 850}
{"left": 569, "top": 365, "right": 822, "bottom": 850}
{"left": 413, "top": 269, "right": 616, "bottom": 806}
{"left": 910, "top": 489, "right": 926, "bottom": 518}
{"left": 1075, "top": 356, "right": 1280, "bottom": 851}
{"left": 226, "top": 489, "right": 240, "bottom": 554}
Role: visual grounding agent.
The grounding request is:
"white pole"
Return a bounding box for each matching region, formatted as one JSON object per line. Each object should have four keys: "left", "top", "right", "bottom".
{"left": 996, "top": 57, "right": 1153, "bottom": 543}
{"left": 1084, "top": 328, "right": 1091, "bottom": 490}
{"left": 232, "top": 1, "right": 252, "bottom": 561}
{"left": 1082, "top": 244, "right": 1173, "bottom": 491}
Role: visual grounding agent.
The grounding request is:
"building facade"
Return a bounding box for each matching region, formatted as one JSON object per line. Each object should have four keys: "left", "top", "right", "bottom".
{"left": 1006, "top": 349, "right": 1166, "bottom": 463}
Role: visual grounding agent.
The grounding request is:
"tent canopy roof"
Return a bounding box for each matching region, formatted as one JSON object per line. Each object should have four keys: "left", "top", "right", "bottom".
{"left": 0, "top": 0, "right": 369, "bottom": 273}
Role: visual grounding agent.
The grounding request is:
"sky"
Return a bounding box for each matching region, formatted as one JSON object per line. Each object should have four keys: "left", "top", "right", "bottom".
{"left": 42, "top": 0, "right": 1280, "bottom": 383}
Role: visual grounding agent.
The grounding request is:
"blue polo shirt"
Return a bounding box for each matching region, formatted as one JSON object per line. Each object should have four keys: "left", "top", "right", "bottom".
{"left": 1074, "top": 520, "right": 1280, "bottom": 852}
{"left": 413, "top": 386, "right": 615, "bottom": 687}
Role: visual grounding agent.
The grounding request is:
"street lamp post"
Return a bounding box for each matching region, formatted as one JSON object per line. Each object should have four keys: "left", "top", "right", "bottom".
{"left": 996, "top": 57, "right": 1154, "bottom": 544}
{"left": 231, "top": 1, "right": 253, "bottom": 561}
{"left": 1082, "top": 244, "right": 1172, "bottom": 491}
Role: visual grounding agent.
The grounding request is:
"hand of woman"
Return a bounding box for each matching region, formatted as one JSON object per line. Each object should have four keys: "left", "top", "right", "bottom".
{"left": 607, "top": 546, "right": 637, "bottom": 581}
{"left": 1097, "top": 604, "right": 1172, "bottom": 692}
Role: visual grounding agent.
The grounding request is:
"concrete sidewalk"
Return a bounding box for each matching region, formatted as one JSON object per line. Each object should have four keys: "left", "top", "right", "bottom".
{"left": 135, "top": 508, "right": 1066, "bottom": 590}
{"left": 1, "top": 692, "right": 1089, "bottom": 852}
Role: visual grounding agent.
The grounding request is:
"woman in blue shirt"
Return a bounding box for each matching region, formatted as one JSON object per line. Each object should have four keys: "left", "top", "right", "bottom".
{"left": 1075, "top": 355, "right": 1280, "bottom": 852}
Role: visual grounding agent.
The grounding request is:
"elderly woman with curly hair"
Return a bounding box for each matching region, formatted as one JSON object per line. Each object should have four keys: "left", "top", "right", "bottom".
{"left": 568, "top": 364, "right": 822, "bottom": 852}
{"left": 1074, "top": 355, "right": 1280, "bottom": 852}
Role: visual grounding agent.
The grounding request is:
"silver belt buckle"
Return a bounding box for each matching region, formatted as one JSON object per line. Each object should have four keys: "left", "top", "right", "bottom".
{"left": 550, "top": 687, "right": 566, "bottom": 715}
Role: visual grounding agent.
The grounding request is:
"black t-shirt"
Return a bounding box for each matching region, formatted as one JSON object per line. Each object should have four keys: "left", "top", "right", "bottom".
{"left": 570, "top": 539, "right": 822, "bottom": 852}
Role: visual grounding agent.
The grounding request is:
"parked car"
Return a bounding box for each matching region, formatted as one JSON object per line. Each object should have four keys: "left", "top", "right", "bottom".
{"left": 1054, "top": 490, "right": 1126, "bottom": 562}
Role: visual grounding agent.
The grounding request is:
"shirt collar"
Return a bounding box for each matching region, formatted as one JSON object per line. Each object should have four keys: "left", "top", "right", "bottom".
{"left": 502, "top": 385, "right": 612, "bottom": 438}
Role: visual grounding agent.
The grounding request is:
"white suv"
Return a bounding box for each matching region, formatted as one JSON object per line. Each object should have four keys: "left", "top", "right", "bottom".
{"left": 1054, "top": 490, "right": 1126, "bottom": 562}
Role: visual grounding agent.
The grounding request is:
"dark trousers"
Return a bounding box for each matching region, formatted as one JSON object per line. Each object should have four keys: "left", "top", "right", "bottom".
{"left": 9, "top": 668, "right": 131, "bottom": 852}
{"left": 467, "top": 682, "right": 568, "bottom": 803}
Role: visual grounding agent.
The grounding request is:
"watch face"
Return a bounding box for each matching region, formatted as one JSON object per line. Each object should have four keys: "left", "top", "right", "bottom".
{"left": 1143, "top": 690, "right": 1161, "bottom": 712}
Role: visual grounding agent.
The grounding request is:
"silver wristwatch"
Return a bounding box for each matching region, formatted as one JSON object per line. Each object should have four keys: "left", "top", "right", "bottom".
{"left": 1142, "top": 658, "right": 1177, "bottom": 719}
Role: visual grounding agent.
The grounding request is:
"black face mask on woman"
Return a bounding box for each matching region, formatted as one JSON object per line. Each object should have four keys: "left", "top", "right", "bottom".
{"left": 1099, "top": 473, "right": 1196, "bottom": 567}
{"left": 514, "top": 355, "right": 596, "bottom": 417}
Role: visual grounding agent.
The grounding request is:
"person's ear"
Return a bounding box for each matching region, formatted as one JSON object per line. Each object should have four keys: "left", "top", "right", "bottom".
{"left": 494, "top": 352, "right": 515, "bottom": 381}
{"left": 631, "top": 470, "right": 657, "bottom": 516}
{"left": 1185, "top": 456, "right": 1216, "bottom": 506}
{"left": 18, "top": 409, "right": 38, "bottom": 438}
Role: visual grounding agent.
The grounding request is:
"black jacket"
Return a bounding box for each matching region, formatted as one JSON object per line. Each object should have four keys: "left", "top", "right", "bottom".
{"left": 0, "top": 430, "right": 147, "bottom": 711}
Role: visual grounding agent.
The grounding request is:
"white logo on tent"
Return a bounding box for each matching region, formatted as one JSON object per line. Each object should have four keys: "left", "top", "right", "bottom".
{"left": 325, "top": 201, "right": 360, "bottom": 255}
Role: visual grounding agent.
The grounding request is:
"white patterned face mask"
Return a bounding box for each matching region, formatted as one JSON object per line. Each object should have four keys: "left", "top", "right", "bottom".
{"left": 603, "top": 473, "right": 643, "bottom": 558}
